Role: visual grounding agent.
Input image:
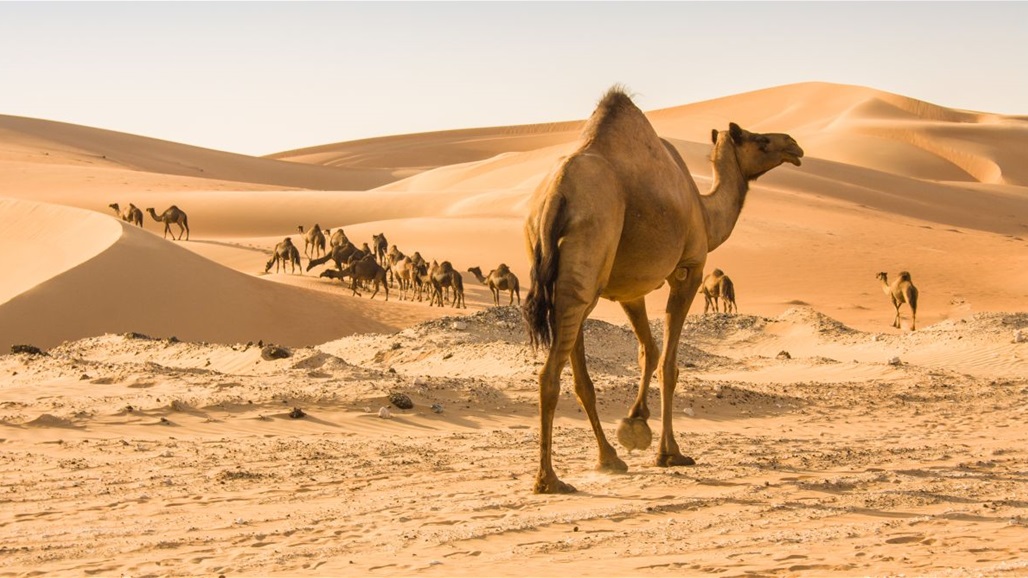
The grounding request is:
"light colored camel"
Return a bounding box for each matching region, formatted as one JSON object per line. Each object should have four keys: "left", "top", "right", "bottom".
{"left": 328, "top": 228, "right": 348, "bottom": 248}
{"left": 146, "top": 206, "right": 190, "bottom": 241}
{"left": 877, "top": 271, "right": 918, "bottom": 330}
{"left": 333, "top": 255, "right": 389, "bottom": 300}
{"left": 109, "top": 202, "right": 143, "bottom": 227}
{"left": 718, "top": 274, "right": 737, "bottom": 314}
{"left": 265, "top": 237, "right": 301, "bottom": 274}
{"left": 700, "top": 269, "right": 725, "bottom": 313}
{"left": 298, "top": 224, "right": 326, "bottom": 259}
{"left": 522, "top": 87, "right": 803, "bottom": 494}
{"left": 371, "top": 233, "right": 388, "bottom": 264}
{"left": 390, "top": 256, "right": 415, "bottom": 300}
{"left": 468, "top": 264, "right": 521, "bottom": 306}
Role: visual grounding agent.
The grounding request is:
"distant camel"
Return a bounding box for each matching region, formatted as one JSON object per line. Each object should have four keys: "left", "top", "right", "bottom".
{"left": 372, "top": 233, "right": 388, "bottom": 264}
{"left": 306, "top": 242, "right": 367, "bottom": 272}
{"left": 468, "top": 264, "right": 521, "bottom": 306}
{"left": 265, "top": 237, "right": 301, "bottom": 274}
{"left": 718, "top": 274, "right": 737, "bottom": 314}
{"left": 429, "top": 261, "right": 466, "bottom": 308}
{"left": 298, "top": 224, "right": 326, "bottom": 258}
{"left": 877, "top": 271, "right": 918, "bottom": 330}
{"left": 390, "top": 256, "right": 415, "bottom": 300}
{"left": 522, "top": 87, "right": 803, "bottom": 493}
{"left": 327, "top": 228, "right": 348, "bottom": 248}
{"left": 109, "top": 202, "right": 143, "bottom": 227}
{"left": 331, "top": 255, "right": 389, "bottom": 300}
{"left": 700, "top": 269, "right": 725, "bottom": 313}
{"left": 146, "top": 206, "right": 190, "bottom": 241}
{"left": 385, "top": 244, "right": 406, "bottom": 287}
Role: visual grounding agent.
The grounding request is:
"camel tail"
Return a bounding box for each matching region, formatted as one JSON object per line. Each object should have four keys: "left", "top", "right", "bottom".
{"left": 523, "top": 194, "right": 567, "bottom": 350}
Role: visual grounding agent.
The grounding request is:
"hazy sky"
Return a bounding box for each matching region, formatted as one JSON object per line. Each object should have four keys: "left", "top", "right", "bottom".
{"left": 1, "top": 2, "right": 1025, "bottom": 156}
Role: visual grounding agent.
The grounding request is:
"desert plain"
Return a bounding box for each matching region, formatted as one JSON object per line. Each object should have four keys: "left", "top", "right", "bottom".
{"left": 1, "top": 81, "right": 1027, "bottom": 576}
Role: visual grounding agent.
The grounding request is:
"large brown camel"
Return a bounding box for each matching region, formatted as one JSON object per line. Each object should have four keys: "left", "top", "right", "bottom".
{"left": 468, "top": 264, "right": 521, "bottom": 306}
{"left": 146, "top": 206, "right": 190, "bottom": 241}
{"left": 877, "top": 271, "right": 918, "bottom": 330}
{"left": 332, "top": 255, "right": 389, "bottom": 300}
{"left": 522, "top": 87, "right": 803, "bottom": 494}
{"left": 298, "top": 224, "right": 326, "bottom": 259}
{"left": 700, "top": 269, "right": 725, "bottom": 313}
{"left": 109, "top": 202, "right": 143, "bottom": 227}
{"left": 371, "top": 233, "right": 388, "bottom": 264}
{"left": 265, "top": 237, "right": 301, "bottom": 274}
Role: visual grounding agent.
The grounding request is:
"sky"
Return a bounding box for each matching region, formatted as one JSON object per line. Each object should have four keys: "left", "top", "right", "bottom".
{"left": 1, "top": 1, "right": 1026, "bottom": 157}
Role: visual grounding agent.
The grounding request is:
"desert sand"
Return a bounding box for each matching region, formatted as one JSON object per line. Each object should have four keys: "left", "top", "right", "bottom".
{"left": 1, "top": 81, "right": 1026, "bottom": 576}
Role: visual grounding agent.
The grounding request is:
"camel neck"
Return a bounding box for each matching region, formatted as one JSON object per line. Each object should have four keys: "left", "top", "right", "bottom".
{"left": 701, "top": 141, "right": 749, "bottom": 252}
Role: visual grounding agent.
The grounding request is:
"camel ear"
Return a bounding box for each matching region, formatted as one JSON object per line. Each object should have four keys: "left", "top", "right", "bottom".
{"left": 729, "top": 123, "right": 744, "bottom": 144}
{"left": 711, "top": 129, "right": 719, "bottom": 144}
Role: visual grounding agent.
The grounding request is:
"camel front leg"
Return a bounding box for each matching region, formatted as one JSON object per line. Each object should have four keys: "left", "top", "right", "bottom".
{"left": 617, "top": 298, "right": 658, "bottom": 452}
{"left": 655, "top": 272, "right": 702, "bottom": 468}
{"left": 570, "top": 326, "right": 627, "bottom": 474}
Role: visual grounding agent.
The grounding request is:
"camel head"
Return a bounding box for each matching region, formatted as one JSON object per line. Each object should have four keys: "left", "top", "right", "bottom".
{"left": 297, "top": 225, "right": 304, "bottom": 233}
{"left": 109, "top": 203, "right": 119, "bottom": 211}
{"left": 876, "top": 272, "right": 889, "bottom": 284}
{"left": 712, "top": 123, "right": 804, "bottom": 180}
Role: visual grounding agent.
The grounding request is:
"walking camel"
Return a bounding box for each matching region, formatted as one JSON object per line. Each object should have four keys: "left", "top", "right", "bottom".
{"left": 108, "top": 203, "right": 143, "bottom": 227}
{"left": 522, "top": 87, "right": 803, "bottom": 494}
{"left": 298, "top": 224, "right": 326, "bottom": 259}
{"left": 265, "top": 237, "right": 301, "bottom": 274}
{"left": 329, "top": 255, "right": 389, "bottom": 300}
{"left": 468, "top": 264, "right": 521, "bottom": 306}
{"left": 146, "top": 206, "right": 190, "bottom": 241}
{"left": 877, "top": 271, "right": 918, "bottom": 330}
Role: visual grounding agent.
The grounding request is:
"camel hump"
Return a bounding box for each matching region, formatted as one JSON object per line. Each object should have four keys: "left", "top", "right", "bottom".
{"left": 712, "top": 268, "right": 724, "bottom": 277}
{"left": 898, "top": 271, "right": 913, "bottom": 282}
{"left": 496, "top": 263, "right": 510, "bottom": 273}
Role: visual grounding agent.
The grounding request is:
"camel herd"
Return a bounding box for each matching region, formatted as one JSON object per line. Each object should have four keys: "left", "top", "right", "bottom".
{"left": 109, "top": 202, "right": 189, "bottom": 241}
{"left": 265, "top": 225, "right": 519, "bottom": 310}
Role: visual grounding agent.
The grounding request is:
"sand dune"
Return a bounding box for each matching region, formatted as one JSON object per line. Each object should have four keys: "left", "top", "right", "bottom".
{"left": 0, "top": 81, "right": 1026, "bottom": 576}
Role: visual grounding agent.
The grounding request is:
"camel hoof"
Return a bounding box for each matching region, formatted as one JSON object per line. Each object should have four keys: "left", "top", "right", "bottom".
{"left": 616, "top": 417, "right": 652, "bottom": 451}
{"left": 655, "top": 453, "right": 696, "bottom": 467}
{"left": 597, "top": 456, "right": 628, "bottom": 473}
{"left": 533, "top": 477, "right": 577, "bottom": 494}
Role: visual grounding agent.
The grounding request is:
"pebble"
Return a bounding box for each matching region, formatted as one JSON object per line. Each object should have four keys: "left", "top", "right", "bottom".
{"left": 431, "top": 403, "right": 444, "bottom": 414}
{"left": 888, "top": 357, "right": 902, "bottom": 366}
{"left": 378, "top": 407, "right": 392, "bottom": 419}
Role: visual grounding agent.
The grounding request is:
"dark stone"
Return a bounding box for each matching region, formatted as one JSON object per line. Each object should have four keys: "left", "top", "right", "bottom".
{"left": 261, "top": 345, "right": 291, "bottom": 360}
{"left": 11, "top": 344, "right": 46, "bottom": 356}
{"left": 389, "top": 392, "right": 414, "bottom": 410}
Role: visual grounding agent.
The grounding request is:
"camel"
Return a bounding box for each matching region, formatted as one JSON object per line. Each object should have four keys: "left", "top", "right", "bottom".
{"left": 306, "top": 241, "right": 367, "bottom": 272}
{"left": 468, "top": 264, "right": 521, "bottom": 306}
{"left": 265, "top": 237, "right": 301, "bottom": 274}
{"left": 428, "top": 261, "right": 466, "bottom": 308}
{"left": 298, "top": 224, "right": 326, "bottom": 259}
{"left": 146, "top": 206, "right": 190, "bottom": 241}
{"left": 718, "top": 274, "right": 737, "bottom": 314}
{"left": 371, "top": 233, "right": 388, "bottom": 264}
{"left": 328, "top": 228, "right": 348, "bottom": 249}
{"left": 877, "top": 271, "right": 918, "bottom": 330}
{"left": 700, "top": 269, "right": 725, "bottom": 313}
{"left": 390, "top": 256, "right": 415, "bottom": 300}
{"left": 333, "top": 255, "right": 389, "bottom": 300}
{"left": 108, "top": 202, "right": 143, "bottom": 227}
{"left": 522, "top": 87, "right": 803, "bottom": 494}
